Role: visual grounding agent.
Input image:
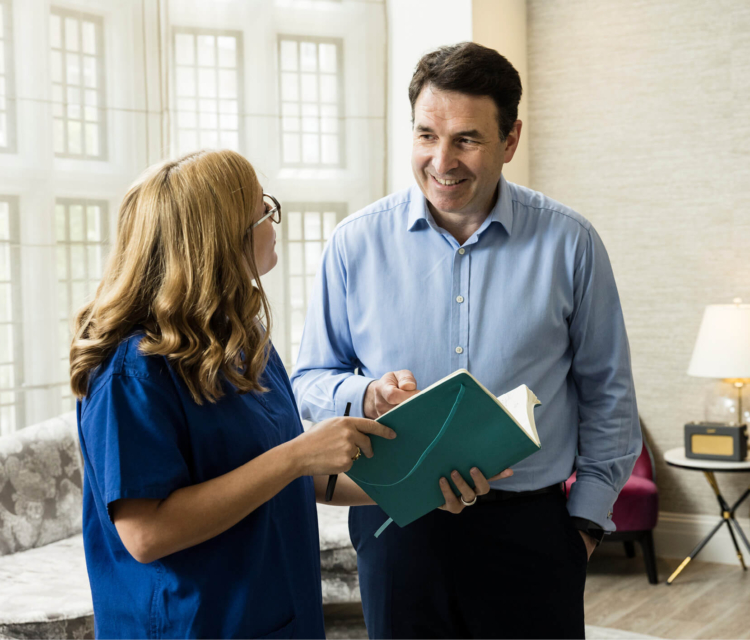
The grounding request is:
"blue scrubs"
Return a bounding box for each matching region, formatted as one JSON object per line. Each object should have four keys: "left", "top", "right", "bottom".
{"left": 77, "top": 332, "right": 325, "bottom": 639}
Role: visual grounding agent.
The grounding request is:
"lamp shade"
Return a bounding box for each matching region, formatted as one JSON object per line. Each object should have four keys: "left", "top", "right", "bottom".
{"left": 687, "top": 303, "right": 750, "bottom": 379}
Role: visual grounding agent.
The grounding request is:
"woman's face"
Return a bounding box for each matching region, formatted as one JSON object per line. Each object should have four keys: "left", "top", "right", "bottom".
{"left": 248, "top": 186, "right": 278, "bottom": 277}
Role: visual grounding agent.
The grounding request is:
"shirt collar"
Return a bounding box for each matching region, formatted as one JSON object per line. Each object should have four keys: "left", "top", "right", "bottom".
{"left": 406, "top": 175, "right": 514, "bottom": 236}
{"left": 406, "top": 186, "right": 431, "bottom": 231}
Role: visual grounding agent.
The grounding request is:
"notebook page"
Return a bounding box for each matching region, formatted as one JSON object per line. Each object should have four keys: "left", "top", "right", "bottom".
{"left": 497, "top": 384, "right": 541, "bottom": 445}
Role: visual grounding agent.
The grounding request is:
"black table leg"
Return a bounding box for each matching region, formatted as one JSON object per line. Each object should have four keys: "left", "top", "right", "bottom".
{"left": 725, "top": 518, "right": 748, "bottom": 570}
{"left": 729, "top": 486, "right": 750, "bottom": 554}
{"left": 666, "top": 518, "right": 725, "bottom": 585}
{"left": 666, "top": 471, "right": 748, "bottom": 585}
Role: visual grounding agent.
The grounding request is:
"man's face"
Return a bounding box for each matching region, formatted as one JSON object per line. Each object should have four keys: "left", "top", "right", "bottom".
{"left": 411, "top": 86, "right": 519, "bottom": 217}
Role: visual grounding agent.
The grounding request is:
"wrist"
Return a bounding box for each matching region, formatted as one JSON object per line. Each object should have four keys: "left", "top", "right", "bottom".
{"left": 570, "top": 516, "right": 605, "bottom": 546}
{"left": 579, "top": 530, "right": 595, "bottom": 545}
{"left": 363, "top": 381, "right": 377, "bottom": 419}
{"left": 278, "top": 436, "right": 307, "bottom": 479}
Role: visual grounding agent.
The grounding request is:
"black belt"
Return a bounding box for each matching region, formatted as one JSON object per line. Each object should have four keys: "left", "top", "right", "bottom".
{"left": 475, "top": 482, "right": 564, "bottom": 504}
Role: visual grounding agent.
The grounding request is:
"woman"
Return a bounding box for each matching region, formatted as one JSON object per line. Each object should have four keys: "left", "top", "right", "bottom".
{"left": 70, "top": 150, "right": 394, "bottom": 639}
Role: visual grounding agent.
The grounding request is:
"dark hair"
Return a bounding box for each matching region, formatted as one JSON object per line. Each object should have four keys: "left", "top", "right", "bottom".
{"left": 408, "top": 42, "right": 522, "bottom": 140}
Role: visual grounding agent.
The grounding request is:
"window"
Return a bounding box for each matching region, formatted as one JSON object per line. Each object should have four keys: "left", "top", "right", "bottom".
{"left": 0, "top": 0, "right": 384, "bottom": 428}
{"left": 278, "top": 36, "right": 344, "bottom": 167}
{"left": 55, "top": 199, "right": 108, "bottom": 410}
{"left": 0, "top": 0, "right": 16, "bottom": 153}
{"left": 275, "top": 0, "right": 344, "bottom": 6}
{"left": 50, "top": 8, "right": 107, "bottom": 159}
{"left": 282, "top": 203, "right": 346, "bottom": 365}
{"left": 173, "top": 28, "right": 243, "bottom": 155}
{"left": 0, "top": 196, "right": 22, "bottom": 434}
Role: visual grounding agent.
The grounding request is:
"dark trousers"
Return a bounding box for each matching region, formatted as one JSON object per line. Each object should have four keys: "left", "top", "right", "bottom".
{"left": 349, "top": 490, "right": 587, "bottom": 639}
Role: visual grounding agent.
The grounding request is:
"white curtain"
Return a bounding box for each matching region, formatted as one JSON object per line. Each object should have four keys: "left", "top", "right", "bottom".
{"left": 0, "top": 0, "right": 387, "bottom": 433}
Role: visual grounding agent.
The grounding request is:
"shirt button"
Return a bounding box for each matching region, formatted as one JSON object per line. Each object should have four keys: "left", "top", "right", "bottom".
{"left": 455, "top": 346, "right": 463, "bottom": 354}
{"left": 458, "top": 248, "right": 466, "bottom": 255}
{"left": 456, "top": 296, "right": 464, "bottom": 303}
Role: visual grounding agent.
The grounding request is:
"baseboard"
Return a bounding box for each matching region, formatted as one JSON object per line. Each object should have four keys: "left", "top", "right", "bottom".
{"left": 597, "top": 511, "right": 750, "bottom": 566}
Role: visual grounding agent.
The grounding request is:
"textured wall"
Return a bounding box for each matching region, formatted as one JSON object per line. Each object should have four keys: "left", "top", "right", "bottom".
{"left": 527, "top": 0, "right": 750, "bottom": 517}
{"left": 472, "top": 0, "right": 530, "bottom": 187}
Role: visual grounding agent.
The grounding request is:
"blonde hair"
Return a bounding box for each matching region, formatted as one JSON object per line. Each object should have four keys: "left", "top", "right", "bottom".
{"left": 70, "top": 149, "right": 272, "bottom": 404}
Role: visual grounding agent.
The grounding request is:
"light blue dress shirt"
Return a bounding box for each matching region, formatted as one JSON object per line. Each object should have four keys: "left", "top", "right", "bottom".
{"left": 291, "top": 176, "right": 641, "bottom": 531}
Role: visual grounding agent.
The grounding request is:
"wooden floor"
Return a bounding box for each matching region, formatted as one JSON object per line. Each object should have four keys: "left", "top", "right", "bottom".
{"left": 585, "top": 552, "right": 750, "bottom": 639}
{"left": 324, "top": 553, "right": 750, "bottom": 639}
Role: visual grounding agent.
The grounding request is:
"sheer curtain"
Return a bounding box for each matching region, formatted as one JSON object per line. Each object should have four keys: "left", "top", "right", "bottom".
{"left": 0, "top": 0, "right": 387, "bottom": 433}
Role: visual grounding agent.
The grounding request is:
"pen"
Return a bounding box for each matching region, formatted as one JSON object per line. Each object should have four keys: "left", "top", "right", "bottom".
{"left": 325, "top": 401, "right": 352, "bottom": 502}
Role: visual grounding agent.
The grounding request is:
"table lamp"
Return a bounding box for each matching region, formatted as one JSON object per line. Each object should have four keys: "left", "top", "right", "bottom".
{"left": 687, "top": 298, "right": 750, "bottom": 424}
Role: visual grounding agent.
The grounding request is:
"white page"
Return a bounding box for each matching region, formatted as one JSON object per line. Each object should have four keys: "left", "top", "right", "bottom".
{"left": 497, "top": 384, "right": 541, "bottom": 445}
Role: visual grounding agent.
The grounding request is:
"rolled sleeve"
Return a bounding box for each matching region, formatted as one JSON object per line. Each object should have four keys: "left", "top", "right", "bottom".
{"left": 567, "top": 227, "right": 641, "bottom": 532}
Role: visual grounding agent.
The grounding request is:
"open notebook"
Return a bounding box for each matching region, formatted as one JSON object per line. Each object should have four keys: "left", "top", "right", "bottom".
{"left": 346, "top": 369, "right": 542, "bottom": 536}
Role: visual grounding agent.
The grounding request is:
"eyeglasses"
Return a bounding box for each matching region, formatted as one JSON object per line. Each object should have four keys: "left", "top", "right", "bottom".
{"left": 252, "top": 193, "right": 282, "bottom": 229}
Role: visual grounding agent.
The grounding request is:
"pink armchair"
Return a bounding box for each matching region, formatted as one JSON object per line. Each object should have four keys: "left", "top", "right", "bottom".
{"left": 565, "top": 431, "right": 659, "bottom": 584}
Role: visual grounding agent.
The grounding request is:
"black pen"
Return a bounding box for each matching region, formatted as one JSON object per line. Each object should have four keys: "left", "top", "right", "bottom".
{"left": 325, "top": 402, "right": 352, "bottom": 502}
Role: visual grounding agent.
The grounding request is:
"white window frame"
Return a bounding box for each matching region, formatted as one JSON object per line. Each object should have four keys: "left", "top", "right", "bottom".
{"left": 277, "top": 35, "right": 345, "bottom": 169}
{"left": 50, "top": 7, "right": 107, "bottom": 160}
{"left": 0, "top": 0, "right": 16, "bottom": 154}
{"left": 172, "top": 27, "right": 245, "bottom": 156}
{"left": 0, "top": 195, "right": 23, "bottom": 434}
{"left": 55, "top": 198, "right": 109, "bottom": 411}
{"left": 281, "top": 202, "right": 346, "bottom": 366}
{"left": 275, "top": 0, "right": 343, "bottom": 6}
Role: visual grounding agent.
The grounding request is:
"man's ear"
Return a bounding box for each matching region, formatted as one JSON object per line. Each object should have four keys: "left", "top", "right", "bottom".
{"left": 503, "top": 120, "right": 523, "bottom": 163}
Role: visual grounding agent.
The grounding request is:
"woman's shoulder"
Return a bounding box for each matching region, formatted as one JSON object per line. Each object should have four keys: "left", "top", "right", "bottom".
{"left": 86, "top": 330, "right": 171, "bottom": 397}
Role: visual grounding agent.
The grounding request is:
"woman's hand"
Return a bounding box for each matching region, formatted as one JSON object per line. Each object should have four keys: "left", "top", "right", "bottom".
{"left": 289, "top": 417, "right": 396, "bottom": 477}
{"left": 438, "top": 467, "right": 514, "bottom": 514}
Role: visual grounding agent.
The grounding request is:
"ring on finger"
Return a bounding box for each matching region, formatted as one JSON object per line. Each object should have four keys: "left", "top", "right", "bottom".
{"left": 460, "top": 495, "right": 477, "bottom": 507}
{"left": 352, "top": 446, "right": 362, "bottom": 462}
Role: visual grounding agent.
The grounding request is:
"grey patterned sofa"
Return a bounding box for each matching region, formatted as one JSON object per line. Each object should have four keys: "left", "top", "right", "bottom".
{"left": 0, "top": 413, "right": 92, "bottom": 639}
{"left": 317, "top": 504, "right": 360, "bottom": 605}
{"left": 0, "top": 414, "right": 360, "bottom": 639}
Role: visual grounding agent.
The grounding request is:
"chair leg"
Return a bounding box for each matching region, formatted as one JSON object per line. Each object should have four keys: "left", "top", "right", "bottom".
{"left": 638, "top": 531, "right": 658, "bottom": 584}
{"left": 624, "top": 541, "right": 636, "bottom": 558}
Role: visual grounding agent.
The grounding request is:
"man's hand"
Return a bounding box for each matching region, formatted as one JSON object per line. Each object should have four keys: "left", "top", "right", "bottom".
{"left": 363, "top": 370, "right": 419, "bottom": 418}
{"left": 438, "top": 467, "right": 514, "bottom": 514}
{"left": 579, "top": 531, "right": 596, "bottom": 560}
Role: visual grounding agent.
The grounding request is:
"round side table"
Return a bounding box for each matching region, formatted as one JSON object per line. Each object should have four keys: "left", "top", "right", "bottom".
{"left": 663, "top": 447, "right": 750, "bottom": 585}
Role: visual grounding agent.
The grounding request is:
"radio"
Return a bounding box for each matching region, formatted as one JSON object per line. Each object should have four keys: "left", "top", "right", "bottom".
{"left": 684, "top": 422, "right": 748, "bottom": 462}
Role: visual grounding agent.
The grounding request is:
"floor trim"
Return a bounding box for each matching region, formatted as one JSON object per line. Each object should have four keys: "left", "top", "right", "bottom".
{"left": 598, "top": 511, "right": 750, "bottom": 566}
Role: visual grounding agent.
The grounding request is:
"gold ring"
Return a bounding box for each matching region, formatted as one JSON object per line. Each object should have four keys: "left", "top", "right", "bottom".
{"left": 352, "top": 446, "right": 362, "bottom": 462}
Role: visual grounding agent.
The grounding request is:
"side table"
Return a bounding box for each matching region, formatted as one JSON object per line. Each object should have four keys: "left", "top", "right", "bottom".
{"left": 663, "top": 447, "right": 750, "bottom": 585}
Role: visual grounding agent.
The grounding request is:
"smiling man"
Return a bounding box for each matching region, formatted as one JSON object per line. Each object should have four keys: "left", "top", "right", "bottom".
{"left": 292, "top": 43, "right": 641, "bottom": 640}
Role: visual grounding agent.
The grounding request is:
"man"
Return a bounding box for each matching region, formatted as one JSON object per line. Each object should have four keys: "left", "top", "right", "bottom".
{"left": 292, "top": 42, "right": 640, "bottom": 639}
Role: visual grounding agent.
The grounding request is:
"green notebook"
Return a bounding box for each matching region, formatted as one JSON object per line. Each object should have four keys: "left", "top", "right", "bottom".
{"left": 346, "top": 369, "right": 542, "bottom": 534}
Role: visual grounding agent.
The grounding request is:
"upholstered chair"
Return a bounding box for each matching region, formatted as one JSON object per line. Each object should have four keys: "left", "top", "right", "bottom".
{"left": 566, "top": 428, "right": 659, "bottom": 584}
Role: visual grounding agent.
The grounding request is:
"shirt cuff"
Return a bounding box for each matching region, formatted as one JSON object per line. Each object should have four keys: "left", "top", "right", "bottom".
{"left": 335, "top": 374, "right": 377, "bottom": 418}
{"left": 566, "top": 478, "right": 619, "bottom": 532}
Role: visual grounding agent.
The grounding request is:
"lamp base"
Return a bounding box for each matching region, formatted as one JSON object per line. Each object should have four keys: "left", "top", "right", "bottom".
{"left": 704, "top": 381, "right": 750, "bottom": 425}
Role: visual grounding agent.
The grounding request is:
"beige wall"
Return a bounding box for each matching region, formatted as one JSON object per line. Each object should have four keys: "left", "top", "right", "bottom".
{"left": 527, "top": 0, "right": 750, "bottom": 517}
{"left": 472, "top": 0, "right": 529, "bottom": 187}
